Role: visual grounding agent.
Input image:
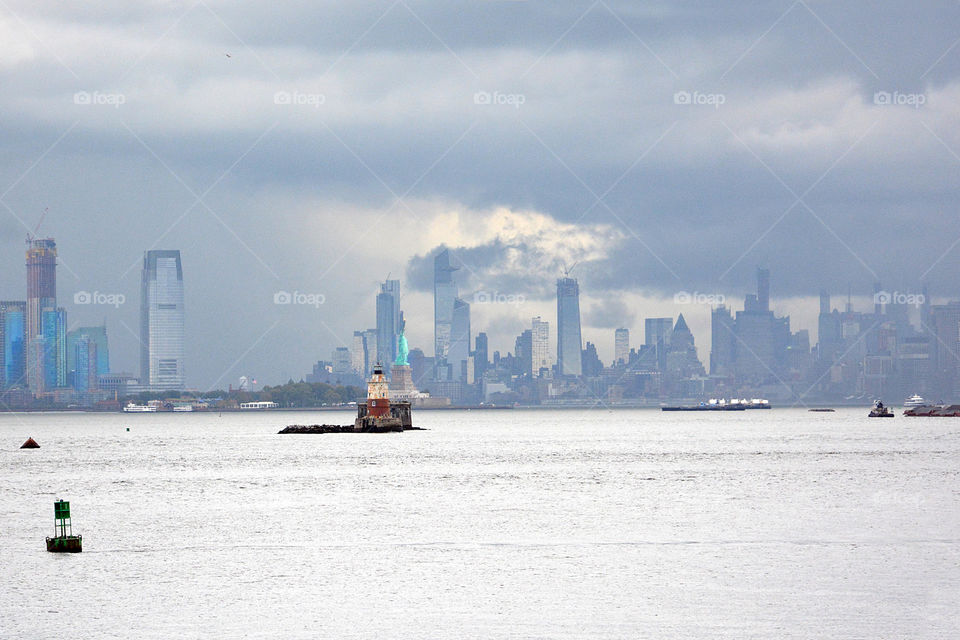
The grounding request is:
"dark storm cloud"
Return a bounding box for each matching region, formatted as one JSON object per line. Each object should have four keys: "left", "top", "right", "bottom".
{"left": 2, "top": 1, "right": 960, "bottom": 385}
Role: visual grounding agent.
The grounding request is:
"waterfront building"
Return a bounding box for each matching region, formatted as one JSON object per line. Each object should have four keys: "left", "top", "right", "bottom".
{"left": 532, "top": 316, "right": 551, "bottom": 377}
{"left": 66, "top": 326, "right": 109, "bottom": 379}
{"left": 0, "top": 301, "right": 26, "bottom": 388}
{"left": 139, "top": 250, "right": 185, "bottom": 390}
{"left": 556, "top": 277, "right": 583, "bottom": 376}
{"left": 449, "top": 297, "right": 471, "bottom": 380}
{"left": 614, "top": 328, "right": 629, "bottom": 365}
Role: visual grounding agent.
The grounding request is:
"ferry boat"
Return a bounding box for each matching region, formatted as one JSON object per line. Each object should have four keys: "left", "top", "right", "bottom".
{"left": 904, "top": 394, "right": 926, "bottom": 408}
{"left": 123, "top": 403, "right": 157, "bottom": 413}
{"left": 661, "top": 397, "right": 771, "bottom": 411}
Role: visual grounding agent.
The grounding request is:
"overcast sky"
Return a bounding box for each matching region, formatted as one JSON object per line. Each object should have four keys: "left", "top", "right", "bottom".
{"left": 1, "top": 1, "right": 959, "bottom": 388}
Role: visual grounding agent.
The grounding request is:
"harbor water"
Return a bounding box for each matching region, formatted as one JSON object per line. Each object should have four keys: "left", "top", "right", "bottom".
{"left": 2, "top": 408, "right": 958, "bottom": 638}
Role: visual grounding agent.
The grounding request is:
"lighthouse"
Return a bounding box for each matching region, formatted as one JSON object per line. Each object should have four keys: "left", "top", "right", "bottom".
{"left": 366, "top": 363, "right": 391, "bottom": 418}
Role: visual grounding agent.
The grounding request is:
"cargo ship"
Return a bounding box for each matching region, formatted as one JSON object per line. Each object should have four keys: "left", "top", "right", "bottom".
{"left": 661, "top": 398, "right": 770, "bottom": 411}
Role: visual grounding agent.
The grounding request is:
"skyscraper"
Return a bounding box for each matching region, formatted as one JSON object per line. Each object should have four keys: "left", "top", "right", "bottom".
{"left": 140, "top": 250, "right": 185, "bottom": 390}
{"left": 710, "top": 305, "right": 734, "bottom": 375}
{"left": 376, "top": 280, "right": 400, "bottom": 367}
{"left": 434, "top": 249, "right": 459, "bottom": 361}
{"left": 449, "top": 297, "right": 471, "bottom": 380}
{"left": 66, "top": 326, "right": 109, "bottom": 379}
{"left": 41, "top": 307, "right": 67, "bottom": 389}
{"left": 26, "top": 238, "right": 56, "bottom": 345}
{"left": 351, "top": 331, "right": 366, "bottom": 375}
{"left": 532, "top": 316, "right": 550, "bottom": 376}
{"left": 614, "top": 328, "right": 629, "bottom": 365}
{"left": 73, "top": 335, "right": 97, "bottom": 394}
{"left": 0, "top": 301, "right": 26, "bottom": 389}
{"left": 556, "top": 277, "right": 583, "bottom": 376}
{"left": 474, "top": 332, "right": 489, "bottom": 379}
{"left": 645, "top": 317, "right": 674, "bottom": 372}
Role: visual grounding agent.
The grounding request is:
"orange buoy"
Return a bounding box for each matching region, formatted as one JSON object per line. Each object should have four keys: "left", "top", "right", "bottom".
{"left": 20, "top": 437, "right": 40, "bottom": 449}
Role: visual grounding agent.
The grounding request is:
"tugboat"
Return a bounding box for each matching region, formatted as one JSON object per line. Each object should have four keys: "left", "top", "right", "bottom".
{"left": 868, "top": 400, "right": 894, "bottom": 418}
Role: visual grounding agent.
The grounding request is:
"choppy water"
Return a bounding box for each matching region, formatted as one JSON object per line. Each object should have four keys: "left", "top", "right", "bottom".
{"left": 2, "top": 408, "right": 958, "bottom": 639}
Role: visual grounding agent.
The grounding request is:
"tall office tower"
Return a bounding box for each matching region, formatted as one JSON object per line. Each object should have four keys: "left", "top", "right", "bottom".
{"left": 361, "top": 328, "right": 378, "bottom": 374}
{"left": 0, "top": 301, "right": 26, "bottom": 388}
{"left": 645, "top": 317, "right": 674, "bottom": 371}
{"left": 376, "top": 281, "right": 400, "bottom": 367}
{"left": 449, "top": 297, "right": 471, "bottom": 380}
{"left": 26, "top": 238, "right": 57, "bottom": 345}
{"left": 930, "top": 302, "right": 960, "bottom": 398}
{"left": 614, "top": 328, "right": 629, "bottom": 365}
{"left": 757, "top": 267, "right": 770, "bottom": 312}
{"left": 556, "top": 277, "right": 583, "bottom": 376}
{"left": 817, "top": 290, "right": 842, "bottom": 363}
{"left": 665, "top": 314, "right": 706, "bottom": 381}
{"left": 332, "top": 347, "right": 352, "bottom": 375}
{"left": 41, "top": 307, "right": 67, "bottom": 389}
{"left": 474, "top": 332, "right": 489, "bottom": 379}
{"left": 531, "top": 316, "right": 551, "bottom": 376}
{"left": 434, "top": 249, "right": 459, "bottom": 361}
{"left": 140, "top": 250, "right": 185, "bottom": 390}
{"left": 66, "top": 326, "right": 109, "bottom": 379}
{"left": 710, "top": 305, "right": 735, "bottom": 375}
{"left": 351, "top": 331, "right": 366, "bottom": 375}
{"left": 515, "top": 329, "right": 533, "bottom": 377}
{"left": 26, "top": 337, "right": 46, "bottom": 394}
{"left": 73, "top": 335, "right": 98, "bottom": 393}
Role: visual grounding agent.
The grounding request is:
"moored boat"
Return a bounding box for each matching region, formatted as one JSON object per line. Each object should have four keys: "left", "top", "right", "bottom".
{"left": 868, "top": 400, "right": 894, "bottom": 418}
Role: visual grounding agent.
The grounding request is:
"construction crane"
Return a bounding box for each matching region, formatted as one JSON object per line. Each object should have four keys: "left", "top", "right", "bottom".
{"left": 26, "top": 207, "right": 48, "bottom": 244}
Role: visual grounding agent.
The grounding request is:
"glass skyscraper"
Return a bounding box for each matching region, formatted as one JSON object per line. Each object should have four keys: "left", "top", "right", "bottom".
{"left": 1, "top": 302, "right": 26, "bottom": 389}
{"left": 376, "top": 279, "right": 401, "bottom": 368}
{"left": 556, "top": 277, "right": 583, "bottom": 376}
{"left": 140, "top": 250, "right": 185, "bottom": 390}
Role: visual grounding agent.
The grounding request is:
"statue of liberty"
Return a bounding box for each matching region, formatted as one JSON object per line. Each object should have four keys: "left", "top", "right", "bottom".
{"left": 394, "top": 318, "right": 409, "bottom": 366}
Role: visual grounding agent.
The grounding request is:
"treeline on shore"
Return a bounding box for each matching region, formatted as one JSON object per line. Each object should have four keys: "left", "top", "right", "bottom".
{"left": 124, "top": 380, "right": 364, "bottom": 408}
